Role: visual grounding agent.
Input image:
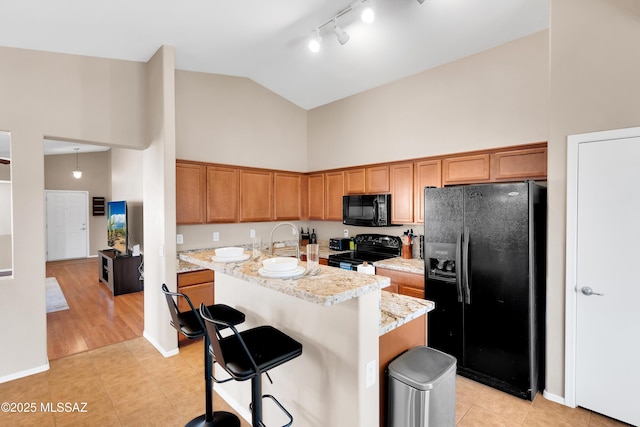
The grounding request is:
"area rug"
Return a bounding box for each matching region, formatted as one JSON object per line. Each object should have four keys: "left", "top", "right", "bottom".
{"left": 46, "top": 277, "right": 69, "bottom": 313}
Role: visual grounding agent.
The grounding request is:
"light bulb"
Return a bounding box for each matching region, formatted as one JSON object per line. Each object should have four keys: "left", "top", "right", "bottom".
{"left": 308, "top": 29, "right": 322, "bottom": 53}
{"left": 361, "top": 6, "right": 375, "bottom": 23}
{"left": 73, "top": 170, "right": 82, "bottom": 179}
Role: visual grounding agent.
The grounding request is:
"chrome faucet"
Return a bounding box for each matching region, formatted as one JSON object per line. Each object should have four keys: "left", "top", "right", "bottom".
{"left": 268, "top": 222, "right": 300, "bottom": 259}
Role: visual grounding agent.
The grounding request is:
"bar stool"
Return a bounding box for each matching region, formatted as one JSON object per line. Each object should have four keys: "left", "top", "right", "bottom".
{"left": 161, "top": 283, "right": 245, "bottom": 427}
{"left": 199, "top": 303, "right": 303, "bottom": 427}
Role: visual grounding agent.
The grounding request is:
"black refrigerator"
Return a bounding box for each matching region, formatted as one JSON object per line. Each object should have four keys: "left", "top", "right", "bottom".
{"left": 423, "top": 181, "right": 546, "bottom": 400}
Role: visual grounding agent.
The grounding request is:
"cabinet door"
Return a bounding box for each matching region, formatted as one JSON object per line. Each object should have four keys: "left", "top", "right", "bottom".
{"left": 390, "top": 162, "right": 414, "bottom": 224}
{"left": 206, "top": 166, "right": 239, "bottom": 223}
{"left": 176, "top": 162, "right": 206, "bottom": 224}
{"left": 177, "top": 282, "right": 215, "bottom": 313}
{"left": 239, "top": 169, "right": 273, "bottom": 222}
{"left": 376, "top": 267, "right": 424, "bottom": 298}
{"left": 366, "top": 165, "right": 390, "bottom": 193}
{"left": 491, "top": 146, "right": 547, "bottom": 181}
{"left": 325, "top": 171, "right": 345, "bottom": 221}
{"left": 345, "top": 168, "right": 366, "bottom": 194}
{"left": 414, "top": 160, "right": 442, "bottom": 223}
{"left": 300, "top": 174, "right": 309, "bottom": 220}
{"left": 274, "top": 172, "right": 302, "bottom": 220}
{"left": 308, "top": 174, "right": 325, "bottom": 220}
{"left": 399, "top": 285, "right": 425, "bottom": 299}
{"left": 442, "top": 154, "right": 490, "bottom": 185}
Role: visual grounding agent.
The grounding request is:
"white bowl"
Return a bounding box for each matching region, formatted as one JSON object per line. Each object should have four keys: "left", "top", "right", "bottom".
{"left": 215, "top": 247, "right": 245, "bottom": 258}
{"left": 262, "top": 257, "right": 299, "bottom": 272}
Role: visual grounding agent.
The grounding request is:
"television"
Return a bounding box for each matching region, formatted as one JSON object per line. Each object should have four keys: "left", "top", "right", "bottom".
{"left": 107, "top": 200, "right": 128, "bottom": 255}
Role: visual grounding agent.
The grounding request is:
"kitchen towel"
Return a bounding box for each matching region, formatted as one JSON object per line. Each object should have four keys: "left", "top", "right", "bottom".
{"left": 46, "top": 277, "right": 69, "bottom": 313}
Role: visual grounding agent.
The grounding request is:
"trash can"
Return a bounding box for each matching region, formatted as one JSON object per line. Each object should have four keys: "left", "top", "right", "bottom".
{"left": 387, "top": 346, "right": 457, "bottom": 427}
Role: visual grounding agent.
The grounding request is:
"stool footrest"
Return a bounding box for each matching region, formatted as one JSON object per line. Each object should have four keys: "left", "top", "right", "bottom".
{"left": 248, "top": 394, "right": 293, "bottom": 427}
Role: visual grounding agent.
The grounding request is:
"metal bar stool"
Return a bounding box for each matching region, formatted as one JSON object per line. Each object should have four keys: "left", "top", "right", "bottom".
{"left": 161, "top": 283, "right": 245, "bottom": 427}
{"left": 199, "top": 303, "right": 303, "bottom": 427}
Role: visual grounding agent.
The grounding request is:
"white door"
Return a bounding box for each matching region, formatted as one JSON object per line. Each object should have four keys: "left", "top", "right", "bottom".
{"left": 46, "top": 190, "right": 88, "bottom": 261}
{"left": 569, "top": 133, "right": 640, "bottom": 426}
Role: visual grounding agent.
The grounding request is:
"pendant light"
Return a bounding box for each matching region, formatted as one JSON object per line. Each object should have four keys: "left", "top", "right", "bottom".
{"left": 73, "top": 147, "right": 82, "bottom": 179}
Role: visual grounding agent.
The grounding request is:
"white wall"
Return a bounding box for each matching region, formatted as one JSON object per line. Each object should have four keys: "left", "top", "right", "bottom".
{"left": 0, "top": 46, "right": 148, "bottom": 381}
{"left": 307, "top": 31, "right": 549, "bottom": 171}
{"left": 111, "top": 147, "right": 144, "bottom": 251}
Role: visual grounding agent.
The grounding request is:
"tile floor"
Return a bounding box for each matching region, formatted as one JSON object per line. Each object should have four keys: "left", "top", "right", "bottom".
{"left": 0, "top": 337, "right": 631, "bottom": 426}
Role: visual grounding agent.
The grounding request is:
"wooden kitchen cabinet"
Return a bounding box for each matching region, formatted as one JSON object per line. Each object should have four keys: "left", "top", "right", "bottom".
{"left": 491, "top": 146, "right": 547, "bottom": 181}
{"left": 274, "top": 172, "right": 302, "bottom": 220}
{"left": 390, "top": 162, "right": 414, "bottom": 224}
{"left": 376, "top": 267, "right": 424, "bottom": 298}
{"left": 239, "top": 169, "right": 273, "bottom": 222}
{"left": 366, "top": 165, "right": 390, "bottom": 193}
{"left": 325, "top": 171, "right": 344, "bottom": 221}
{"left": 344, "top": 168, "right": 366, "bottom": 194}
{"left": 206, "top": 166, "right": 239, "bottom": 223}
{"left": 443, "top": 153, "right": 491, "bottom": 185}
{"left": 176, "top": 162, "right": 206, "bottom": 224}
{"left": 177, "top": 269, "right": 215, "bottom": 345}
{"left": 414, "top": 159, "right": 442, "bottom": 223}
{"left": 307, "top": 173, "right": 325, "bottom": 220}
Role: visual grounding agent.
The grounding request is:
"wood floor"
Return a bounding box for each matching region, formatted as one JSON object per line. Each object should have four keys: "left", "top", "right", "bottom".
{"left": 46, "top": 257, "right": 144, "bottom": 360}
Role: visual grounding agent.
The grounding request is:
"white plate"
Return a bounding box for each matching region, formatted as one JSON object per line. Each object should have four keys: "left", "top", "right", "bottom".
{"left": 212, "top": 253, "right": 250, "bottom": 263}
{"left": 258, "top": 266, "right": 306, "bottom": 278}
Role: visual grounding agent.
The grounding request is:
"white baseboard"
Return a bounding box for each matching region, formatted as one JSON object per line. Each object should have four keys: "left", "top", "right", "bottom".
{"left": 215, "top": 384, "right": 251, "bottom": 423}
{"left": 543, "top": 389, "right": 567, "bottom": 406}
{"left": 143, "top": 331, "right": 178, "bottom": 357}
{"left": 0, "top": 362, "right": 50, "bottom": 384}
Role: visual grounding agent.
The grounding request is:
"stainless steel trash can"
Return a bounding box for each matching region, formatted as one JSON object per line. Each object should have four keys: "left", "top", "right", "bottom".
{"left": 387, "top": 346, "right": 457, "bottom": 427}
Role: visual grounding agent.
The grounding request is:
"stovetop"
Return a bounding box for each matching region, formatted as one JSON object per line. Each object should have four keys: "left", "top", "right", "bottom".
{"left": 329, "top": 234, "right": 403, "bottom": 264}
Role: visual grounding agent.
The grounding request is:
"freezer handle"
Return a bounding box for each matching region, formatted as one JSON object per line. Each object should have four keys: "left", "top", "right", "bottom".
{"left": 455, "top": 232, "right": 463, "bottom": 302}
{"left": 463, "top": 226, "right": 471, "bottom": 304}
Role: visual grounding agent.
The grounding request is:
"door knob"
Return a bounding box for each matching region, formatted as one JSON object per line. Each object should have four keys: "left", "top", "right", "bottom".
{"left": 580, "top": 286, "right": 604, "bottom": 296}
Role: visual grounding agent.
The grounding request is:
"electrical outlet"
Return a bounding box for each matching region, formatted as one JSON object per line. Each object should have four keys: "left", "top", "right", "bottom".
{"left": 366, "top": 360, "right": 376, "bottom": 388}
{"left": 343, "top": 229, "right": 349, "bottom": 238}
{"left": 213, "top": 232, "right": 219, "bottom": 242}
{"left": 176, "top": 234, "right": 184, "bottom": 244}
{"left": 250, "top": 229, "right": 256, "bottom": 238}
{"left": 158, "top": 244, "right": 164, "bottom": 257}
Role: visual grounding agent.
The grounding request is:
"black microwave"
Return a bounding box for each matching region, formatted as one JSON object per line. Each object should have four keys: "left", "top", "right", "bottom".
{"left": 343, "top": 194, "right": 395, "bottom": 227}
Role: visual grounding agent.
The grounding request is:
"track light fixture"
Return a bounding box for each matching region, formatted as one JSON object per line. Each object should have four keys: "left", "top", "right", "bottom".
{"left": 333, "top": 19, "right": 350, "bottom": 45}
{"left": 307, "top": 0, "right": 376, "bottom": 52}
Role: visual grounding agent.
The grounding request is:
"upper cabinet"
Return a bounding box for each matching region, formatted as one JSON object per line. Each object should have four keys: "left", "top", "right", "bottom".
{"left": 390, "top": 162, "right": 414, "bottom": 224}
{"left": 366, "top": 165, "right": 390, "bottom": 193}
{"left": 442, "top": 154, "right": 490, "bottom": 186}
{"left": 176, "top": 142, "right": 546, "bottom": 225}
{"left": 176, "top": 162, "right": 206, "bottom": 224}
{"left": 239, "top": 169, "right": 273, "bottom": 222}
{"left": 325, "top": 171, "right": 344, "bottom": 221}
{"left": 491, "top": 146, "right": 547, "bottom": 181}
{"left": 413, "top": 160, "right": 442, "bottom": 223}
{"left": 206, "top": 166, "right": 239, "bottom": 223}
{"left": 345, "top": 168, "right": 366, "bottom": 194}
{"left": 345, "top": 166, "right": 390, "bottom": 194}
{"left": 274, "top": 172, "right": 302, "bottom": 220}
{"left": 308, "top": 173, "right": 325, "bottom": 220}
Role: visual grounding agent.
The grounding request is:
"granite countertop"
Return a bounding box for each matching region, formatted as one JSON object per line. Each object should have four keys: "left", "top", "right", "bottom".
{"left": 374, "top": 257, "right": 424, "bottom": 275}
{"left": 379, "top": 291, "right": 434, "bottom": 336}
{"left": 179, "top": 249, "right": 390, "bottom": 307}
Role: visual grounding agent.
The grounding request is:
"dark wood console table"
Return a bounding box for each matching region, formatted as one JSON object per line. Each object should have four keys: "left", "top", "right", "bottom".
{"left": 98, "top": 249, "right": 144, "bottom": 296}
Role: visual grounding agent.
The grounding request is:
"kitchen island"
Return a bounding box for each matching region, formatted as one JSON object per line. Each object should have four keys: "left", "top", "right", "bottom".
{"left": 180, "top": 248, "right": 433, "bottom": 427}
